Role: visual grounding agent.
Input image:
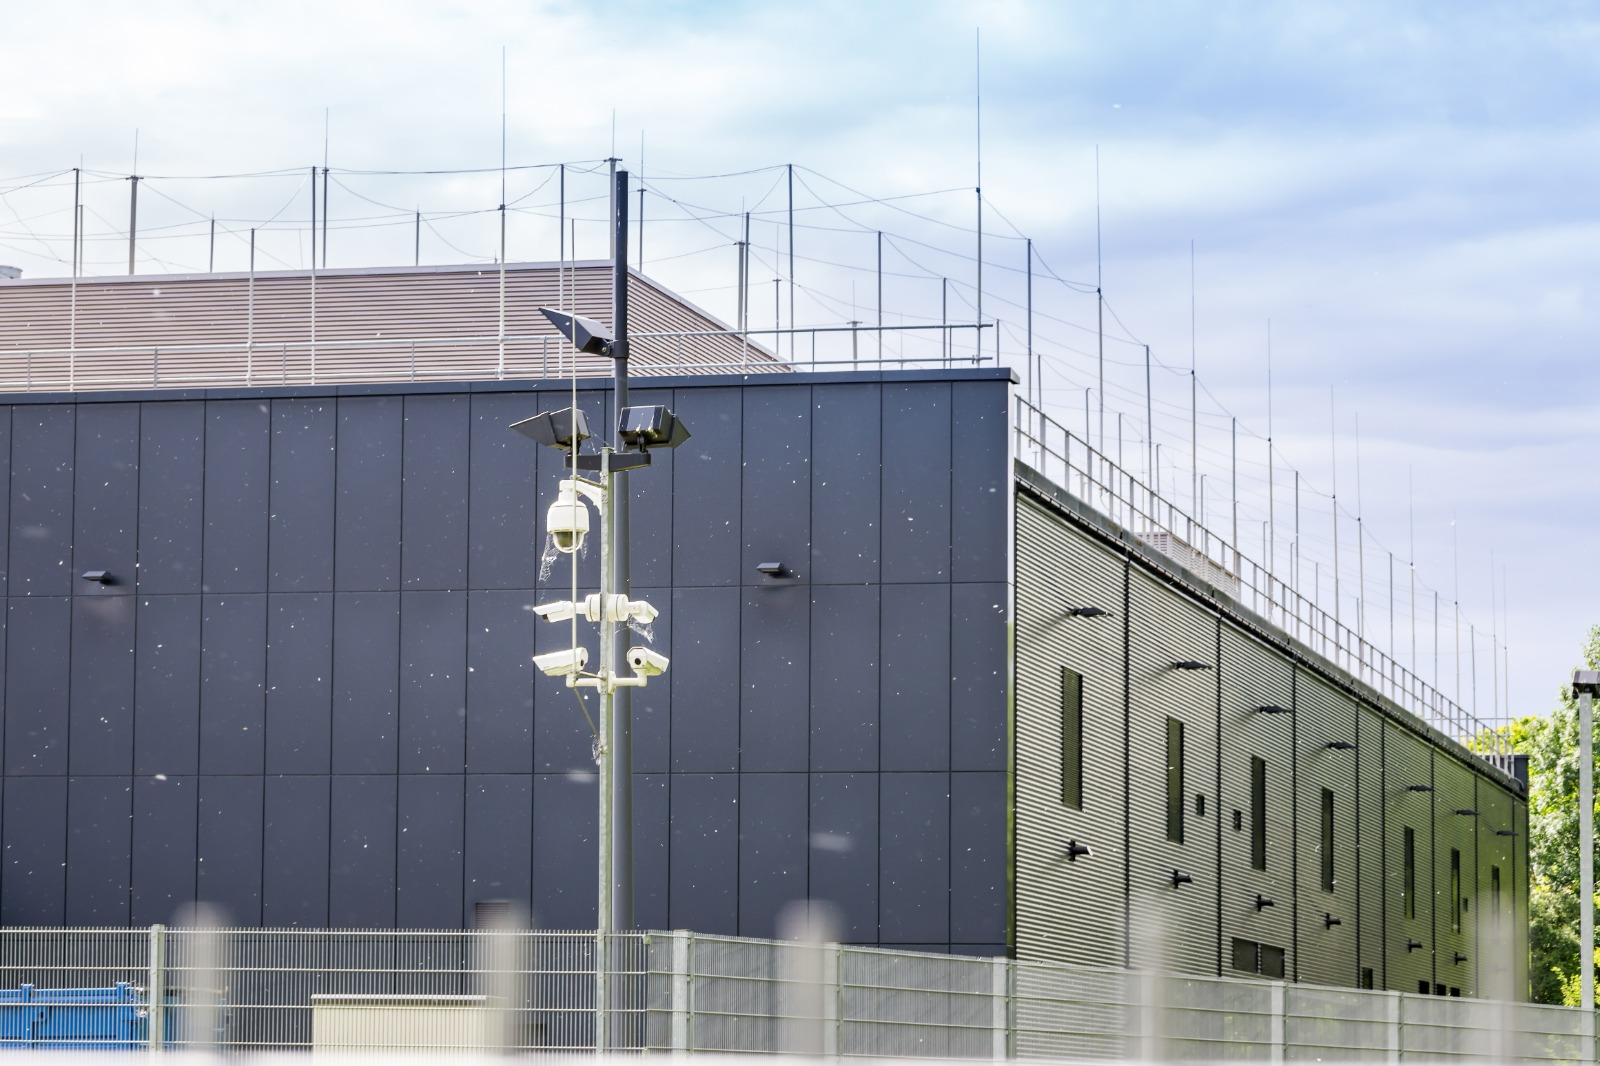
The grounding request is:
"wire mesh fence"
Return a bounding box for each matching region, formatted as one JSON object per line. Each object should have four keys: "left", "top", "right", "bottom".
{"left": 0, "top": 925, "right": 1589, "bottom": 1059}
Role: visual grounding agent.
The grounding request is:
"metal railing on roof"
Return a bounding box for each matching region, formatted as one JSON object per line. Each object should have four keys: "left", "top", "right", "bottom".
{"left": 1015, "top": 394, "right": 1513, "bottom": 770}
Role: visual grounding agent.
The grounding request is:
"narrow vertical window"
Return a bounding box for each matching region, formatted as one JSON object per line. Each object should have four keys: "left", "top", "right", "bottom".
{"left": 1165, "top": 717, "right": 1186, "bottom": 843}
{"left": 1403, "top": 827, "right": 1417, "bottom": 920}
{"left": 1060, "top": 668, "right": 1083, "bottom": 809}
{"left": 1491, "top": 865, "right": 1501, "bottom": 920}
{"left": 1320, "top": 788, "right": 1335, "bottom": 891}
{"left": 1450, "top": 849, "right": 1462, "bottom": 933}
{"left": 1250, "top": 755, "right": 1267, "bottom": 870}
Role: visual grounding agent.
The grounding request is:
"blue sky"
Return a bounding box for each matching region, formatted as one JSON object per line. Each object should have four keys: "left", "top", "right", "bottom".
{"left": 0, "top": 0, "right": 1594, "bottom": 724}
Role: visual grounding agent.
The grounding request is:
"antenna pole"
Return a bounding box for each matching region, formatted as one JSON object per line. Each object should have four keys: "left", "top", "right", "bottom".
{"left": 975, "top": 28, "right": 982, "bottom": 360}
{"left": 1356, "top": 413, "right": 1366, "bottom": 649}
{"left": 415, "top": 210, "right": 421, "bottom": 266}
{"left": 1330, "top": 389, "right": 1340, "bottom": 633}
{"left": 1266, "top": 321, "right": 1274, "bottom": 597}
{"left": 941, "top": 278, "right": 949, "bottom": 367}
{"left": 1230, "top": 417, "right": 1238, "bottom": 574}
{"left": 1189, "top": 239, "right": 1197, "bottom": 517}
{"left": 1026, "top": 239, "right": 1034, "bottom": 407}
{"left": 1143, "top": 345, "right": 1153, "bottom": 491}
{"left": 559, "top": 163, "right": 566, "bottom": 264}
{"left": 787, "top": 163, "right": 795, "bottom": 359}
{"left": 876, "top": 231, "right": 883, "bottom": 360}
{"left": 1409, "top": 467, "right": 1417, "bottom": 674}
{"left": 127, "top": 175, "right": 139, "bottom": 275}
{"left": 1095, "top": 145, "right": 1104, "bottom": 451}
{"left": 209, "top": 218, "right": 215, "bottom": 273}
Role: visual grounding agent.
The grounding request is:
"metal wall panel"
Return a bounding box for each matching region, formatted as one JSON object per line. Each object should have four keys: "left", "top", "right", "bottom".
{"left": 65, "top": 775, "right": 131, "bottom": 925}
{"left": 810, "top": 585, "right": 878, "bottom": 771}
{"left": 1219, "top": 624, "right": 1295, "bottom": 977}
{"left": 464, "top": 590, "right": 535, "bottom": 774}
{"left": 951, "top": 582, "right": 1007, "bottom": 772}
{"left": 741, "top": 384, "right": 810, "bottom": 582}
{"left": 531, "top": 772, "right": 595, "bottom": 929}
{"left": 10, "top": 405, "right": 74, "bottom": 596}
{"left": 133, "top": 594, "right": 200, "bottom": 776}
{"left": 398, "top": 590, "right": 467, "bottom": 773}
{"left": 1127, "top": 569, "right": 1219, "bottom": 974}
{"left": 951, "top": 380, "right": 1009, "bottom": 585}
{"left": 624, "top": 387, "right": 676, "bottom": 589}
{"left": 331, "top": 592, "right": 399, "bottom": 774}
{"left": 199, "top": 593, "right": 267, "bottom": 774}
{"left": 1294, "top": 670, "right": 1359, "bottom": 987}
{"left": 6, "top": 596, "right": 69, "bottom": 774}
{"left": 397, "top": 774, "right": 465, "bottom": 928}
{"left": 810, "top": 384, "right": 880, "bottom": 585}
{"left": 265, "top": 593, "right": 333, "bottom": 774}
{"left": 670, "top": 387, "right": 742, "bottom": 588}
{"left": 1383, "top": 722, "right": 1435, "bottom": 994}
{"left": 880, "top": 772, "right": 950, "bottom": 946}
{"left": 73, "top": 403, "right": 139, "bottom": 595}
{"left": 68, "top": 593, "right": 135, "bottom": 774}
{"left": 197, "top": 775, "right": 264, "bottom": 925}
{"left": 328, "top": 775, "right": 397, "bottom": 928}
{"left": 630, "top": 587, "right": 672, "bottom": 776}
{"left": 334, "top": 396, "right": 403, "bottom": 591}
{"left": 739, "top": 586, "right": 809, "bottom": 772}
{"left": 669, "top": 586, "right": 741, "bottom": 773}
{"left": 809, "top": 771, "right": 879, "bottom": 943}
{"left": 881, "top": 584, "right": 950, "bottom": 771}
{"left": 130, "top": 774, "right": 197, "bottom": 925}
{"left": 951, "top": 771, "right": 1007, "bottom": 945}
{"left": 3, "top": 775, "right": 63, "bottom": 924}
{"left": 670, "top": 773, "right": 739, "bottom": 935}
{"left": 263, "top": 774, "right": 331, "bottom": 927}
{"left": 401, "top": 394, "right": 469, "bottom": 590}
{"left": 466, "top": 392, "right": 543, "bottom": 590}
{"left": 136, "top": 402, "right": 204, "bottom": 594}
{"left": 737, "top": 771, "right": 808, "bottom": 938}
{"left": 464, "top": 774, "right": 532, "bottom": 918}
{"left": 1431, "top": 752, "right": 1477, "bottom": 994}
{"left": 1356, "top": 705, "right": 1387, "bottom": 989}
{"left": 882, "top": 384, "right": 951, "bottom": 583}
{"left": 1014, "top": 495, "right": 1127, "bottom": 967}
{"left": 633, "top": 773, "right": 670, "bottom": 931}
{"left": 1474, "top": 775, "right": 1517, "bottom": 998}
{"left": 0, "top": 406, "right": 12, "bottom": 594}
{"left": 202, "top": 400, "right": 269, "bottom": 593}
{"left": 269, "top": 399, "right": 336, "bottom": 592}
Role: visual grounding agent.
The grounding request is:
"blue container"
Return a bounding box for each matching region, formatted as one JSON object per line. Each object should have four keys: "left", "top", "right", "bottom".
{"left": 0, "top": 983, "right": 175, "bottom": 1049}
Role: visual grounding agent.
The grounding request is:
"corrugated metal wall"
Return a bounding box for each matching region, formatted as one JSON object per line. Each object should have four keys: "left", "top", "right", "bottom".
{"left": 1293, "top": 670, "right": 1359, "bottom": 987}
{"left": 1014, "top": 495, "right": 1127, "bottom": 967}
{"left": 1126, "top": 569, "right": 1219, "bottom": 973}
{"left": 1218, "top": 625, "right": 1296, "bottom": 977}
{"left": 1473, "top": 776, "right": 1516, "bottom": 998}
{"left": 0, "top": 264, "right": 782, "bottom": 391}
{"left": 1013, "top": 476, "right": 1530, "bottom": 998}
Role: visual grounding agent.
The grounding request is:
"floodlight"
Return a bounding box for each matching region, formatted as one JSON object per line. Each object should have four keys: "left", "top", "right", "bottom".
{"left": 540, "top": 308, "right": 614, "bottom": 356}
{"left": 511, "top": 407, "right": 591, "bottom": 450}
{"left": 619, "top": 405, "right": 691, "bottom": 450}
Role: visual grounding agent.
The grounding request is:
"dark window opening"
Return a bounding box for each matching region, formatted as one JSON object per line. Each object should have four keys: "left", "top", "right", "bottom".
{"left": 1360, "top": 968, "right": 1374, "bottom": 990}
{"left": 1449, "top": 987, "right": 1461, "bottom": 998}
{"left": 1060, "top": 668, "right": 1083, "bottom": 809}
{"left": 1196, "top": 794, "right": 1206, "bottom": 817}
{"left": 1250, "top": 756, "right": 1267, "bottom": 870}
{"left": 1259, "top": 944, "right": 1286, "bottom": 979}
{"left": 1418, "top": 980, "right": 1431, "bottom": 995}
{"left": 1320, "top": 787, "right": 1335, "bottom": 891}
{"left": 1403, "top": 827, "right": 1416, "bottom": 920}
{"left": 1434, "top": 983, "right": 1446, "bottom": 996}
{"left": 1491, "top": 865, "right": 1502, "bottom": 920}
{"left": 1451, "top": 848, "right": 1462, "bottom": 933}
{"left": 1166, "top": 717, "right": 1186, "bottom": 843}
{"left": 1231, "top": 937, "right": 1258, "bottom": 973}
{"left": 1232, "top": 809, "right": 1243, "bottom": 832}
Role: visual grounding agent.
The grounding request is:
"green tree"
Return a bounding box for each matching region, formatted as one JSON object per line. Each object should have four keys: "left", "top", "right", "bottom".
{"left": 1510, "top": 625, "right": 1600, "bottom": 1004}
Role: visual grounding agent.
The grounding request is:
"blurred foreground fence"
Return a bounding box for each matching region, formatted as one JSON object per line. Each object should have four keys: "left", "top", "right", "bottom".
{"left": 0, "top": 925, "right": 1588, "bottom": 1059}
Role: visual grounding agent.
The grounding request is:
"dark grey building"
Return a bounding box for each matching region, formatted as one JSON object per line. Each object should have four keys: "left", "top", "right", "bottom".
{"left": 0, "top": 265, "right": 1529, "bottom": 997}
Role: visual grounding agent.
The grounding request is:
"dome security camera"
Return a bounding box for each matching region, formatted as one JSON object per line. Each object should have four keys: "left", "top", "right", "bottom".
{"left": 546, "top": 479, "right": 602, "bottom": 555}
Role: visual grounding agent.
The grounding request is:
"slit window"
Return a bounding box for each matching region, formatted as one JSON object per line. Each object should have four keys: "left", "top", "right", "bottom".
{"left": 1166, "top": 717, "right": 1186, "bottom": 843}
{"left": 1320, "top": 788, "right": 1335, "bottom": 891}
{"left": 1060, "top": 668, "right": 1083, "bottom": 810}
{"left": 1250, "top": 755, "right": 1267, "bottom": 870}
{"left": 1491, "top": 865, "right": 1501, "bottom": 919}
{"left": 1403, "top": 827, "right": 1417, "bottom": 920}
{"left": 1451, "top": 849, "right": 1462, "bottom": 933}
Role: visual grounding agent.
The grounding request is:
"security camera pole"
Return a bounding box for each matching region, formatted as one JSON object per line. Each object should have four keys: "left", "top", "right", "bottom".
{"left": 1575, "top": 669, "right": 1600, "bottom": 1012}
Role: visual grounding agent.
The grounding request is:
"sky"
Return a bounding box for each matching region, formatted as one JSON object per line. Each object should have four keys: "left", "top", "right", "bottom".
{"left": 0, "top": 0, "right": 1594, "bottom": 726}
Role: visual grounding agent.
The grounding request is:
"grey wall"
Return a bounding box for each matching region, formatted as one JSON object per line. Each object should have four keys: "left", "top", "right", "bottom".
{"left": 0, "top": 370, "right": 1012, "bottom": 955}
{"left": 1014, "top": 480, "right": 1529, "bottom": 997}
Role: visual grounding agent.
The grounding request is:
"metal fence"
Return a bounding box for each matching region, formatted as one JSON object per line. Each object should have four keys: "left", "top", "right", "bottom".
{"left": 0, "top": 925, "right": 1590, "bottom": 1059}
{"left": 1014, "top": 395, "right": 1513, "bottom": 771}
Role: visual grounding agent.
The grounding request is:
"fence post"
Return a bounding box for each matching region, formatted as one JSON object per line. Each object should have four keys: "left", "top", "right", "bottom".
{"left": 1385, "top": 990, "right": 1402, "bottom": 1063}
{"left": 1269, "top": 981, "right": 1285, "bottom": 1064}
{"left": 990, "top": 957, "right": 1011, "bottom": 1060}
{"left": 669, "top": 931, "right": 691, "bottom": 1054}
{"left": 147, "top": 923, "right": 166, "bottom": 1054}
{"left": 823, "top": 944, "right": 841, "bottom": 1059}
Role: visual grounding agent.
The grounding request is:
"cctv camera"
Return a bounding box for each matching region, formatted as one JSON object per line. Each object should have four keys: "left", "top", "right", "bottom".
{"left": 533, "top": 647, "right": 588, "bottom": 677}
{"left": 546, "top": 494, "right": 590, "bottom": 554}
{"left": 625, "top": 646, "right": 670, "bottom": 677}
{"left": 532, "top": 600, "right": 580, "bottom": 624}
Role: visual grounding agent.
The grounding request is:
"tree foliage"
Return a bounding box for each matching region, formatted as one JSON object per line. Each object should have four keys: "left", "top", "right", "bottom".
{"left": 1511, "top": 625, "right": 1600, "bottom": 1004}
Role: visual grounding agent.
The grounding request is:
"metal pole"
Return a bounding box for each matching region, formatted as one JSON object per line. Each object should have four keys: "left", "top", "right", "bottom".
{"left": 1231, "top": 417, "right": 1238, "bottom": 572}
{"left": 208, "top": 218, "right": 215, "bottom": 273}
{"left": 127, "top": 175, "right": 139, "bottom": 275}
{"left": 1027, "top": 240, "right": 1034, "bottom": 408}
{"left": 787, "top": 163, "right": 795, "bottom": 360}
{"left": 1095, "top": 145, "right": 1104, "bottom": 451}
{"left": 611, "top": 166, "right": 634, "bottom": 938}
{"left": 1144, "top": 345, "right": 1153, "bottom": 495}
{"left": 941, "top": 279, "right": 948, "bottom": 367}
{"left": 415, "top": 210, "right": 421, "bottom": 266}
{"left": 321, "top": 166, "right": 330, "bottom": 268}
{"left": 877, "top": 231, "right": 883, "bottom": 360}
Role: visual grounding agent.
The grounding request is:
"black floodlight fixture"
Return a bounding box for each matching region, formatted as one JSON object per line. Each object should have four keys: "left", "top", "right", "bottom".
{"left": 1326, "top": 740, "right": 1357, "bottom": 751}
{"left": 512, "top": 407, "right": 591, "bottom": 450}
{"left": 1065, "top": 840, "right": 1092, "bottom": 861}
{"left": 80, "top": 569, "right": 111, "bottom": 584}
{"left": 1256, "top": 704, "right": 1293, "bottom": 715}
{"left": 1170, "top": 870, "right": 1193, "bottom": 889}
{"left": 1406, "top": 939, "right": 1424, "bottom": 952}
{"left": 539, "top": 307, "right": 615, "bottom": 357}
{"left": 1171, "top": 660, "right": 1211, "bottom": 671}
{"left": 619, "top": 405, "right": 691, "bottom": 451}
{"left": 1324, "top": 913, "right": 1342, "bottom": 930}
{"left": 756, "top": 562, "right": 786, "bottom": 577}
{"left": 1254, "top": 894, "right": 1275, "bottom": 911}
{"left": 1495, "top": 828, "right": 1516, "bottom": 837}
{"left": 1453, "top": 808, "right": 1479, "bottom": 817}
{"left": 1406, "top": 784, "right": 1434, "bottom": 793}
{"left": 1452, "top": 953, "right": 1469, "bottom": 965}
{"left": 1067, "top": 606, "right": 1108, "bottom": 618}
{"left": 1573, "top": 669, "right": 1600, "bottom": 695}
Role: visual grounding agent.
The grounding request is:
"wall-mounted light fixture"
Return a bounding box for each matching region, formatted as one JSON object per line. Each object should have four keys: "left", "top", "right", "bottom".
{"left": 756, "top": 562, "right": 786, "bottom": 577}
{"left": 1170, "top": 870, "right": 1193, "bottom": 889}
{"left": 1452, "top": 953, "right": 1469, "bottom": 965}
{"left": 1254, "top": 894, "right": 1275, "bottom": 911}
{"left": 1324, "top": 913, "right": 1342, "bottom": 930}
{"left": 1067, "top": 606, "right": 1108, "bottom": 618}
{"left": 1065, "top": 840, "right": 1092, "bottom": 862}
{"left": 1405, "top": 784, "right": 1434, "bottom": 792}
{"left": 80, "top": 570, "right": 112, "bottom": 584}
{"left": 1453, "top": 808, "right": 1479, "bottom": 817}
{"left": 1494, "top": 828, "right": 1516, "bottom": 837}
{"left": 1171, "top": 660, "right": 1211, "bottom": 671}
{"left": 1326, "top": 740, "right": 1356, "bottom": 751}
{"left": 1406, "top": 939, "right": 1424, "bottom": 952}
{"left": 1256, "top": 704, "right": 1292, "bottom": 715}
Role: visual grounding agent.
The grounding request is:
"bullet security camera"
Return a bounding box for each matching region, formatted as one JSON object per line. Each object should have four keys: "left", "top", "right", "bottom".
{"left": 533, "top": 647, "right": 588, "bottom": 677}
{"left": 626, "top": 646, "right": 670, "bottom": 677}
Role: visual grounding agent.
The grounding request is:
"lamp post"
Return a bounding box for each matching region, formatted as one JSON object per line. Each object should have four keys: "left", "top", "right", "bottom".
{"left": 1574, "top": 669, "right": 1599, "bottom": 1012}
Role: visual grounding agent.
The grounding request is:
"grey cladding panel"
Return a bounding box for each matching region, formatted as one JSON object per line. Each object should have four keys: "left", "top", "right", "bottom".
{"left": 465, "top": 590, "right": 535, "bottom": 774}
{"left": 329, "top": 775, "right": 397, "bottom": 928}
{"left": 137, "top": 402, "right": 205, "bottom": 594}
{"left": 951, "top": 771, "right": 1007, "bottom": 945}
{"left": 880, "top": 584, "right": 950, "bottom": 771}
{"left": 624, "top": 388, "right": 676, "bottom": 589}
{"left": 331, "top": 593, "right": 399, "bottom": 774}
{"left": 199, "top": 594, "right": 267, "bottom": 774}
{"left": 134, "top": 595, "right": 201, "bottom": 777}
{"left": 131, "top": 774, "right": 197, "bottom": 926}
{"left": 740, "top": 586, "right": 809, "bottom": 772}
{"left": 263, "top": 775, "right": 330, "bottom": 927}
{"left": 468, "top": 392, "right": 543, "bottom": 590}
{"left": 0, "top": 406, "right": 12, "bottom": 593}
{"left": 203, "top": 401, "right": 270, "bottom": 593}
{"left": 6, "top": 597, "right": 70, "bottom": 774}
{"left": 10, "top": 406, "right": 75, "bottom": 597}
{"left": 198, "top": 775, "right": 264, "bottom": 925}
{"left": 73, "top": 403, "right": 139, "bottom": 596}
{"left": 269, "top": 400, "right": 335, "bottom": 592}
{"left": 465, "top": 774, "right": 532, "bottom": 917}
{"left": 69, "top": 594, "right": 136, "bottom": 774}
{"left": 881, "top": 383, "right": 951, "bottom": 583}
{"left": 401, "top": 394, "right": 469, "bottom": 589}
{"left": 399, "top": 590, "right": 467, "bottom": 773}
{"left": 629, "top": 588, "right": 672, "bottom": 775}
{"left": 397, "top": 774, "right": 464, "bottom": 928}
{"left": 335, "top": 396, "right": 403, "bottom": 590}
{"left": 670, "top": 773, "right": 738, "bottom": 936}
{"left": 950, "top": 380, "right": 1009, "bottom": 584}
{"left": 737, "top": 772, "right": 808, "bottom": 939}
{"left": 810, "top": 384, "right": 880, "bottom": 585}
{"left": 265, "top": 593, "right": 333, "bottom": 774}
{"left": 950, "top": 582, "right": 1007, "bottom": 772}
{"left": 532, "top": 772, "right": 595, "bottom": 929}
{"left": 3, "top": 776, "right": 65, "bottom": 925}
{"left": 65, "top": 776, "right": 131, "bottom": 926}
{"left": 741, "top": 384, "right": 811, "bottom": 582}
{"left": 1013, "top": 496, "right": 1126, "bottom": 967}
{"left": 670, "top": 585, "right": 740, "bottom": 772}
{"left": 1294, "top": 671, "right": 1359, "bottom": 988}
{"left": 670, "top": 387, "right": 742, "bottom": 588}
{"left": 810, "top": 772, "right": 878, "bottom": 943}
{"left": 633, "top": 774, "right": 670, "bottom": 930}
{"left": 809, "top": 585, "right": 878, "bottom": 772}
{"left": 879, "top": 772, "right": 950, "bottom": 946}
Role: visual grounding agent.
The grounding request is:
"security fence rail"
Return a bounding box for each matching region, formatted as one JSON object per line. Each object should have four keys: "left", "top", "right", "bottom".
{"left": 0, "top": 925, "right": 1588, "bottom": 1059}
